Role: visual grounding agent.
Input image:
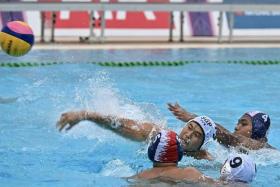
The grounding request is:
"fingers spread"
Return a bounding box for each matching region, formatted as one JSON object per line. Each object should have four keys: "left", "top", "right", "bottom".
{"left": 167, "top": 103, "right": 176, "bottom": 110}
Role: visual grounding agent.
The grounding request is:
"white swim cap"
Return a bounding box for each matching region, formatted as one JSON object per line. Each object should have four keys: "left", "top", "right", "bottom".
{"left": 220, "top": 154, "right": 256, "bottom": 183}
{"left": 188, "top": 116, "right": 216, "bottom": 149}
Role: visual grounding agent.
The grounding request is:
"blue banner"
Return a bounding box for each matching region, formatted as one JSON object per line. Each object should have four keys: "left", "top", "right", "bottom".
{"left": 224, "top": 0, "right": 280, "bottom": 29}
{"left": 223, "top": 0, "right": 280, "bottom": 4}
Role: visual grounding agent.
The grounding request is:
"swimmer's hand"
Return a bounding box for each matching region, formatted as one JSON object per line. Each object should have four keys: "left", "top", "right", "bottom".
{"left": 167, "top": 103, "right": 196, "bottom": 122}
{"left": 57, "top": 111, "right": 87, "bottom": 131}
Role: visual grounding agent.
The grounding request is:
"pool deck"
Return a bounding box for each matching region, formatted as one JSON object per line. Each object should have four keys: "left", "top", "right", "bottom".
{"left": 34, "top": 36, "right": 280, "bottom": 50}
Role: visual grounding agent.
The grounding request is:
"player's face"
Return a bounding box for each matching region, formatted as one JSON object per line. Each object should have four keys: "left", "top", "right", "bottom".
{"left": 234, "top": 115, "right": 252, "bottom": 138}
{"left": 179, "top": 121, "right": 204, "bottom": 151}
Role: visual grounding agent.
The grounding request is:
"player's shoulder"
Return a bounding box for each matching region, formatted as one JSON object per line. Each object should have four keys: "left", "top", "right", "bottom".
{"left": 183, "top": 167, "right": 201, "bottom": 174}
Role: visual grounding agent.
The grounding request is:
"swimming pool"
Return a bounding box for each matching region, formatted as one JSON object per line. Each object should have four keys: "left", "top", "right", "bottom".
{"left": 1, "top": 48, "right": 280, "bottom": 187}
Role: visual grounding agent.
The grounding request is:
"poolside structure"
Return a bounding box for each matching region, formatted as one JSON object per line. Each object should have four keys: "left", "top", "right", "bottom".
{"left": 1, "top": 1, "right": 280, "bottom": 43}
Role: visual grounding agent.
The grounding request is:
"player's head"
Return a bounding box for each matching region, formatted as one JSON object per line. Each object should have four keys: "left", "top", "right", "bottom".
{"left": 235, "top": 111, "right": 270, "bottom": 140}
{"left": 148, "top": 130, "right": 183, "bottom": 164}
{"left": 179, "top": 116, "right": 216, "bottom": 151}
{"left": 220, "top": 153, "right": 256, "bottom": 183}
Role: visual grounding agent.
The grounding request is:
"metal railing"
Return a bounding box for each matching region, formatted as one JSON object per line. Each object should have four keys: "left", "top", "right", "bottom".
{"left": 1, "top": 2, "right": 280, "bottom": 43}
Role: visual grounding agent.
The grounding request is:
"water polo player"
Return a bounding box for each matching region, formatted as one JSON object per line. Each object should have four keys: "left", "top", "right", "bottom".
{"left": 130, "top": 129, "right": 214, "bottom": 183}
{"left": 220, "top": 153, "right": 256, "bottom": 184}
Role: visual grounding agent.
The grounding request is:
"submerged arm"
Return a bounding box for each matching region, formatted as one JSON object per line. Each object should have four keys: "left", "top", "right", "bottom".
{"left": 57, "top": 110, "right": 158, "bottom": 142}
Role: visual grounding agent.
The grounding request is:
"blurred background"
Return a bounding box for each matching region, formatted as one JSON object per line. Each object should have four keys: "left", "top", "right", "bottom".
{"left": 1, "top": 0, "right": 280, "bottom": 43}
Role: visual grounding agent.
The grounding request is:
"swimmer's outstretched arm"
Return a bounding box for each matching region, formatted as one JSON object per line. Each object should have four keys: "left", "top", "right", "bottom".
{"left": 168, "top": 102, "right": 274, "bottom": 150}
{"left": 57, "top": 110, "right": 159, "bottom": 142}
{"left": 215, "top": 126, "right": 274, "bottom": 150}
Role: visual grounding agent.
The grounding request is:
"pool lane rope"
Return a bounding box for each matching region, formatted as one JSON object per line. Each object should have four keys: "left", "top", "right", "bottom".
{"left": 1, "top": 60, "right": 280, "bottom": 68}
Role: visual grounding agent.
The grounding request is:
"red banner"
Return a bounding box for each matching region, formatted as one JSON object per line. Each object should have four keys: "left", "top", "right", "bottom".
{"left": 39, "top": 0, "right": 171, "bottom": 29}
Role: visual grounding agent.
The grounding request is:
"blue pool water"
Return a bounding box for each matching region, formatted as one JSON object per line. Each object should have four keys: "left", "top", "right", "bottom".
{"left": 1, "top": 48, "right": 280, "bottom": 187}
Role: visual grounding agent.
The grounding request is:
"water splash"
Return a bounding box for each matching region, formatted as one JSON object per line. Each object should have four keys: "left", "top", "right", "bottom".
{"left": 250, "top": 148, "right": 280, "bottom": 166}
{"left": 17, "top": 78, "right": 48, "bottom": 103}
{"left": 77, "top": 71, "right": 166, "bottom": 124}
{"left": 183, "top": 141, "right": 280, "bottom": 171}
{"left": 211, "top": 142, "right": 280, "bottom": 167}
{"left": 64, "top": 121, "right": 119, "bottom": 143}
{"left": 68, "top": 71, "right": 167, "bottom": 140}
{"left": 100, "top": 159, "right": 135, "bottom": 177}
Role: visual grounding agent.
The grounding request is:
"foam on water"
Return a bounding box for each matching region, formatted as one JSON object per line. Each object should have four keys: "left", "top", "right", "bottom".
{"left": 250, "top": 148, "right": 280, "bottom": 166}
{"left": 80, "top": 71, "right": 165, "bottom": 124}
{"left": 100, "top": 159, "right": 135, "bottom": 177}
{"left": 181, "top": 140, "right": 280, "bottom": 179}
